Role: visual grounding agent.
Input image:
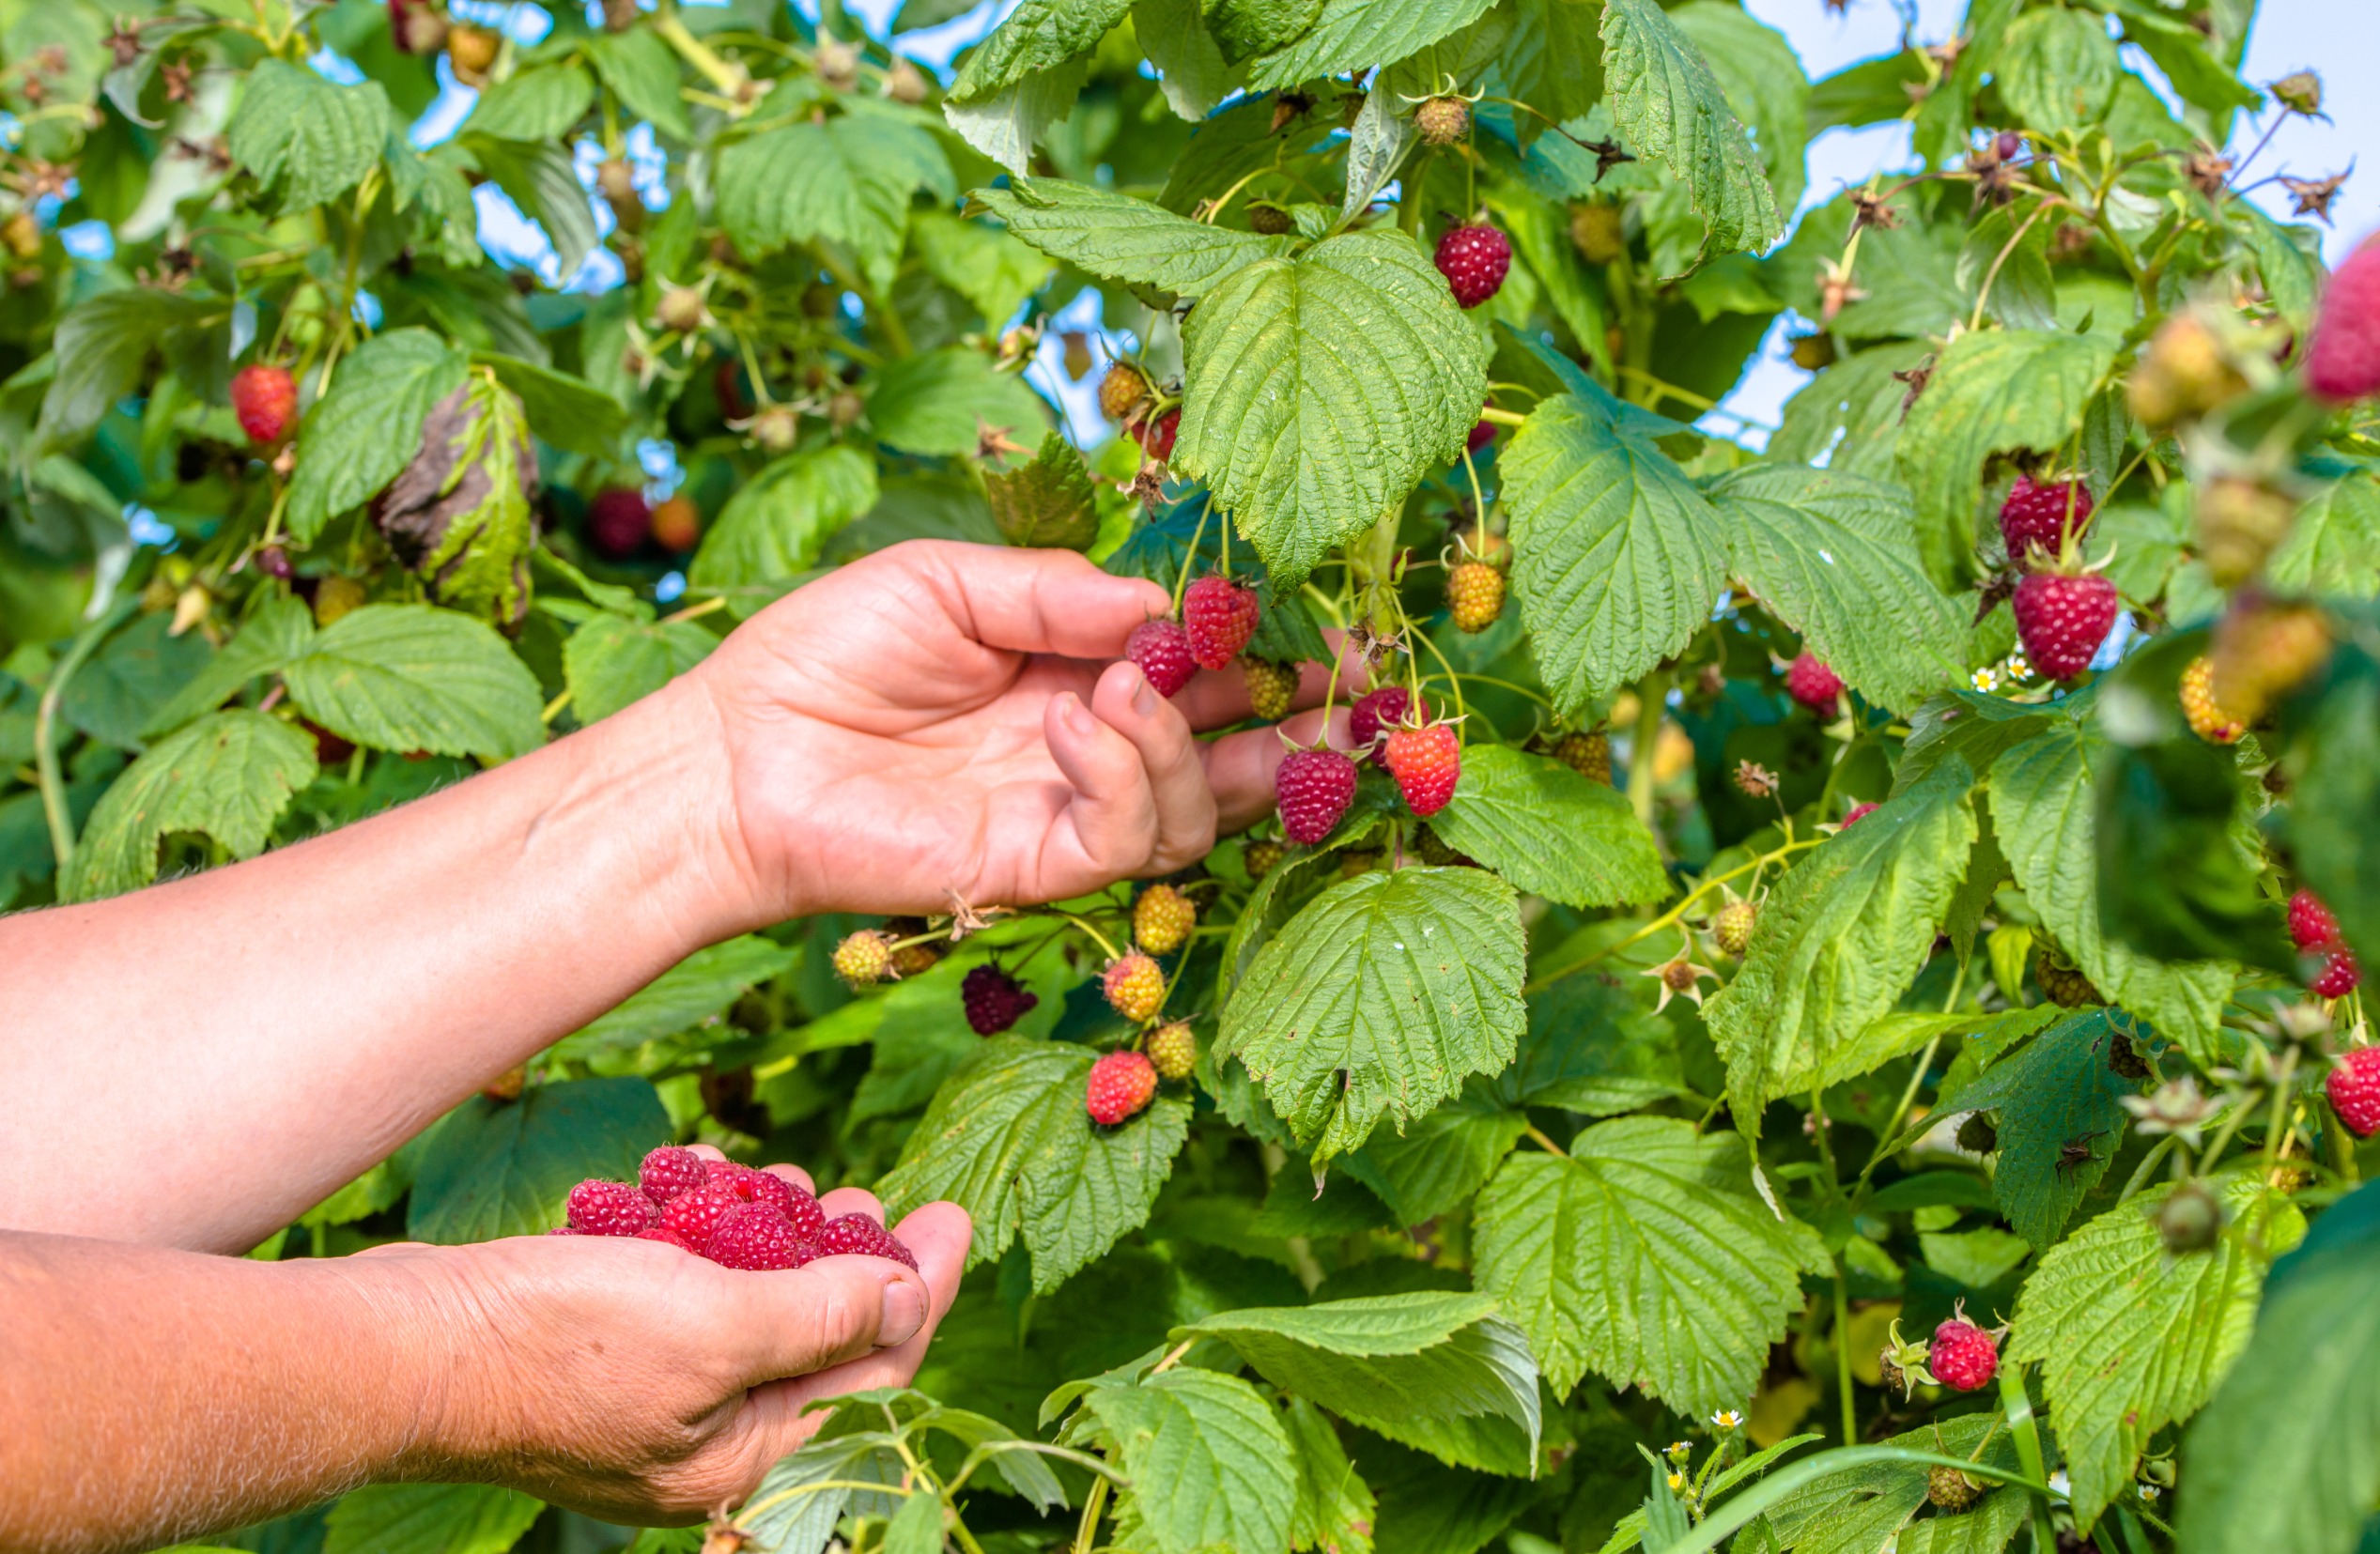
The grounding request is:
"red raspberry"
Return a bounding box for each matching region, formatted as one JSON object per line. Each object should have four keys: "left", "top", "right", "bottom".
{"left": 634, "top": 1224, "right": 698, "bottom": 1252}
{"left": 1382, "top": 721, "right": 1461, "bottom": 818}
{"left": 230, "top": 363, "right": 298, "bottom": 445}
{"left": 707, "top": 1162, "right": 824, "bottom": 1239}
{"left": 2313, "top": 946, "right": 2362, "bottom": 999}
{"left": 1275, "top": 746, "right": 1358, "bottom": 843}
{"left": 2011, "top": 569, "right": 2119, "bottom": 680}
{"left": 1350, "top": 686, "right": 1420, "bottom": 758}
{"left": 1446, "top": 562, "right": 1504, "bottom": 634}
{"left": 1086, "top": 1050, "right": 1159, "bottom": 1125}
{"left": 1127, "top": 618, "right": 1198, "bottom": 698}
{"left": 1133, "top": 884, "right": 1198, "bottom": 955}
{"left": 1183, "top": 577, "right": 1260, "bottom": 669}
{"left": 1103, "top": 953, "right": 1166, "bottom": 1023}
{"left": 1842, "top": 801, "right": 1879, "bottom": 828}
{"left": 2290, "top": 888, "right": 2342, "bottom": 950}
{"left": 640, "top": 1145, "right": 709, "bottom": 1205}
{"left": 1136, "top": 408, "right": 1181, "bottom": 462}
{"left": 816, "top": 1212, "right": 920, "bottom": 1269}
{"left": 567, "top": 1179, "right": 659, "bottom": 1237}
{"left": 1998, "top": 474, "right": 2095, "bottom": 562}
{"left": 1927, "top": 1310, "right": 2001, "bottom": 1392}
{"left": 1242, "top": 657, "right": 1300, "bottom": 722}
{"left": 659, "top": 1179, "right": 745, "bottom": 1251}
{"left": 1784, "top": 652, "right": 1844, "bottom": 715}
{"left": 1435, "top": 223, "right": 1511, "bottom": 308}
{"left": 588, "top": 487, "right": 651, "bottom": 561}
{"left": 707, "top": 1203, "right": 812, "bottom": 1270}
{"left": 2308, "top": 235, "right": 2380, "bottom": 403}
{"left": 2327, "top": 1046, "right": 2380, "bottom": 1137}
{"left": 1145, "top": 1020, "right": 1197, "bottom": 1082}
{"left": 962, "top": 964, "right": 1038, "bottom": 1035}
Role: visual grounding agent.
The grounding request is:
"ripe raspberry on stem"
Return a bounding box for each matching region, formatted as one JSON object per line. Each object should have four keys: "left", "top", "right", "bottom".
{"left": 1783, "top": 652, "right": 1843, "bottom": 715}
{"left": 2011, "top": 562, "right": 2120, "bottom": 681}
{"left": 2327, "top": 1046, "right": 2380, "bottom": 1137}
{"left": 2289, "top": 888, "right": 2342, "bottom": 950}
{"left": 1136, "top": 407, "right": 1181, "bottom": 463}
{"left": 1435, "top": 222, "right": 1511, "bottom": 309}
{"left": 1103, "top": 953, "right": 1166, "bottom": 1023}
{"left": 1275, "top": 745, "right": 1358, "bottom": 843}
{"left": 1086, "top": 1049, "right": 1159, "bottom": 1125}
{"left": 2312, "top": 946, "right": 2361, "bottom": 999}
{"left": 962, "top": 963, "right": 1038, "bottom": 1035}
{"left": 1925, "top": 1304, "right": 2002, "bottom": 1392}
{"left": 1183, "top": 576, "right": 1260, "bottom": 669}
{"left": 1382, "top": 717, "right": 1461, "bottom": 818}
{"left": 1998, "top": 473, "right": 2095, "bottom": 562}
{"left": 588, "top": 487, "right": 652, "bottom": 561}
{"left": 1127, "top": 617, "right": 1198, "bottom": 698}
{"left": 1350, "top": 685, "right": 1422, "bottom": 761}
{"left": 230, "top": 363, "right": 298, "bottom": 446}
{"left": 2306, "top": 234, "right": 2380, "bottom": 403}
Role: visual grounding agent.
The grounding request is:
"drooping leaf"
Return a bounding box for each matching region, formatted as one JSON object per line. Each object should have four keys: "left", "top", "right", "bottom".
{"left": 371, "top": 375, "right": 540, "bottom": 623}
{"left": 950, "top": 0, "right": 1133, "bottom": 101}
{"left": 942, "top": 61, "right": 1092, "bottom": 175}
{"left": 972, "top": 177, "right": 1297, "bottom": 300}
{"left": 35, "top": 287, "right": 217, "bottom": 447}
{"left": 59, "top": 712, "right": 317, "bottom": 903}
{"left": 1215, "top": 866, "right": 1526, "bottom": 1162}
{"left": 558, "top": 935, "right": 796, "bottom": 1059}
{"left": 406, "top": 1076, "right": 670, "bottom": 1241}
{"left": 1136, "top": 0, "right": 1244, "bottom": 120}
{"left": 286, "top": 329, "right": 471, "bottom": 542}
{"left": 1242, "top": 0, "right": 1496, "bottom": 92}
{"left": 1597, "top": 0, "right": 1784, "bottom": 261}
{"left": 1936, "top": 1008, "right": 2140, "bottom": 1247}
{"left": 1502, "top": 390, "right": 1729, "bottom": 715}
{"left": 563, "top": 613, "right": 716, "bottom": 726}
{"left": 690, "top": 446, "right": 881, "bottom": 593}
{"left": 1669, "top": 1, "right": 1809, "bottom": 215}
{"left": 1176, "top": 229, "right": 1491, "bottom": 586}
{"left": 1472, "top": 1118, "right": 1828, "bottom": 1415}
{"left": 1427, "top": 745, "right": 1668, "bottom": 909}
{"left": 283, "top": 604, "right": 547, "bottom": 762}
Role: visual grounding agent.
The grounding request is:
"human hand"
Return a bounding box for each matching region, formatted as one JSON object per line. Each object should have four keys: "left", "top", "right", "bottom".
{"left": 679, "top": 539, "right": 1351, "bottom": 921}
{"left": 392, "top": 1169, "right": 968, "bottom": 1523}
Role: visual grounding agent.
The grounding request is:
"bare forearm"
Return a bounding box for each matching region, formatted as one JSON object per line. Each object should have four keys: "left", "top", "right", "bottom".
{"left": 0, "top": 679, "right": 757, "bottom": 1251}
{"left": 0, "top": 1233, "right": 454, "bottom": 1554}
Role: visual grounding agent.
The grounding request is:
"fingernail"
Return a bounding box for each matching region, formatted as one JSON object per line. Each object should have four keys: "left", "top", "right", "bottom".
{"left": 1063, "top": 695, "right": 1095, "bottom": 736}
{"left": 879, "top": 1278, "right": 927, "bottom": 1346}
{"left": 1132, "top": 673, "right": 1157, "bottom": 716}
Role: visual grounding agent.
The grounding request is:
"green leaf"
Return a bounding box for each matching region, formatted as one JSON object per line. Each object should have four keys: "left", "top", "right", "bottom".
{"left": 868, "top": 348, "right": 1049, "bottom": 458}
{"left": 1770, "top": 341, "right": 1931, "bottom": 485}
{"left": 718, "top": 112, "right": 951, "bottom": 264}
{"left": 463, "top": 59, "right": 594, "bottom": 141}
{"left": 588, "top": 26, "right": 693, "bottom": 142}
{"left": 950, "top": 0, "right": 1132, "bottom": 100}
{"left": 1989, "top": 723, "right": 2233, "bottom": 1063}
{"left": 464, "top": 134, "right": 600, "bottom": 277}
{"left": 942, "top": 62, "right": 1091, "bottom": 176}
{"left": 1502, "top": 972, "right": 1687, "bottom": 1117}
{"left": 286, "top": 328, "right": 471, "bottom": 541}
{"left": 2113, "top": 7, "right": 2260, "bottom": 118}
{"left": 2267, "top": 467, "right": 2380, "bottom": 598}
{"left": 1502, "top": 392, "right": 1729, "bottom": 715}
{"left": 1939, "top": 1009, "right": 2138, "bottom": 1247}
{"left": 474, "top": 352, "right": 628, "bottom": 460}
{"left": 227, "top": 59, "right": 391, "bottom": 212}
{"left": 284, "top": 604, "right": 547, "bottom": 762}
{"left": 1135, "top": 0, "right": 1243, "bottom": 119}
{"left": 1669, "top": 1, "right": 1809, "bottom": 215}
{"left": 1176, "top": 229, "right": 1490, "bottom": 586}
{"left": 35, "top": 287, "right": 217, "bottom": 446}
{"left": 562, "top": 612, "right": 715, "bottom": 726}
{"left": 1894, "top": 329, "right": 2115, "bottom": 587}
{"left": 1347, "top": 1081, "right": 1528, "bottom": 1224}
{"left": 1707, "top": 466, "right": 1971, "bottom": 713}
{"left": 2011, "top": 1175, "right": 2299, "bottom": 1526}
{"left": 1215, "top": 866, "right": 1526, "bottom": 1162}
{"left": 972, "top": 177, "right": 1297, "bottom": 300}
{"left": 738, "top": 1426, "right": 905, "bottom": 1554}
{"left": 1507, "top": 0, "right": 1605, "bottom": 127}
{"left": 59, "top": 712, "right": 317, "bottom": 903}
{"left": 985, "top": 431, "right": 1100, "bottom": 549}
{"left": 1746, "top": 1415, "right": 2023, "bottom": 1554}
{"left": 1242, "top": 0, "right": 1496, "bottom": 92}
{"left": 1995, "top": 8, "right": 2121, "bottom": 136}
{"left": 406, "top": 1076, "right": 669, "bottom": 1241}
{"left": 558, "top": 935, "right": 796, "bottom": 1059}
{"left": 2178, "top": 1187, "right": 2380, "bottom": 1554}
{"left": 1174, "top": 1292, "right": 1540, "bottom": 1457}
{"left": 1080, "top": 1368, "right": 1297, "bottom": 1554}
{"left": 1284, "top": 1397, "right": 1376, "bottom": 1554}
{"left": 1472, "top": 1117, "right": 1828, "bottom": 1415}
{"left": 877, "top": 1038, "right": 1191, "bottom": 1291}
{"left": 63, "top": 611, "right": 213, "bottom": 749}
{"left": 322, "top": 1485, "right": 544, "bottom": 1554}
{"left": 142, "top": 595, "right": 318, "bottom": 738}
{"left": 689, "top": 446, "right": 880, "bottom": 592}
{"left": 1598, "top": 0, "right": 1784, "bottom": 262}
{"left": 909, "top": 208, "right": 1055, "bottom": 327}
{"left": 1428, "top": 745, "right": 1668, "bottom": 909}
{"left": 374, "top": 375, "right": 540, "bottom": 623}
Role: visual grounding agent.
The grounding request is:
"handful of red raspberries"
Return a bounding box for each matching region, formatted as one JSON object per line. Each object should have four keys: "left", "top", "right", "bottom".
{"left": 554, "top": 1146, "right": 917, "bottom": 1272}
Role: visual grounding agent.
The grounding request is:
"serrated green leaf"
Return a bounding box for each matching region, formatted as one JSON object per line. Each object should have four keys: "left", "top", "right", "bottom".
{"left": 950, "top": 0, "right": 1132, "bottom": 100}
{"left": 877, "top": 1038, "right": 1190, "bottom": 1291}
{"left": 972, "top": 177, "right": 1297, "bottom": 300}
{"left": 286, "top": 329, "right": 471, "bottom": 541}
{"left": 1136, "top": 0, "right": 1242, "bottom": 119}
{"left": 1707, "top": 466, "right": 1970, "bottom": 713}
{"left": 1177, "top": 228, "right": 1490, "bottom": 587}
{"left": 1939, "top": 1008, "right": 2138, "bottom": 1247}
{"left": 463, "top": 59, "right": 593, "bottom": 141}
{"left": 322, "top": 1485, "right": 544, "bottom": 1554}
{"left": 1347, "top": 1080, "right": 1528, "bottom": 1224}
{"left": 1242, "top": 0, "right": 1495, "bottom": 93}
{"left": 406, "top": 1076, "right": 669, "bottom": 1241}
{"left": 284, "top": 604, "right": 546, "bottom": 761}
{"left": 909, "top": 208, "right": 1055, "bottom": 327}
{"left": 1769, "top": 341, "right": 1931, "bottom": 483}
{"left": 1670, "top": 2, "right": 1808, "bottom": 215}
{"left": 1749, "top": 1416, "right": 2022, "bottom": 1554}
{"left": 738, "top": 1427, "right": 905, "bottom": 1554}
{"left": 1598, "top": 0, "right": 1783, "bottom": 261}
{"left": 1215, "top": 866, "right": 1525, "bottom": 1162}
{"left": 1989, "top": 722, "right": 2233, "bottom": 1063}
{"left": 1428, "top": 745, "right": 1668, "bottom": 909}
{"left": 1082, "top": 1368, "right": 1297, "bottom": 1554}
{"left": 460, "top": 134, "right": 599, "bottom": 278}
{"left": 142, "top": 595, "right": 318, "bottom": 738}
{"left": 59, "top": 711, "right": 317, "bottom": 902}
{"left": 35, "top": 287, "right": 217, "bottom": 447}
{"left": 474, "top": 352, "right": 627, "bottom": 460}
{"left": 2011, "top": 1175, "right": 2299, "bottom": 1525}
{"left": 228, "top": 59, "right": 391, "bottom": 212}
{"left": 589, "top": 26, "right": 693, "bottom": 142}
{"left": 2115, "top": 7, "right": 2260, "bottom": 118}
{"left": 690, "top": 446, "right": 880, "bottom": 592}
{"left": 1996, "top": 8, "right": 2120, "bottom": 136}
{"left": 1284, "top": 1397, "right": 1376, "bottom": 1554}
{"left": 1502, "top": 392, "right": 1729, "bottom": 715}
{"left": 1177, "top": 1293, "right": 1540, "bottom": 1457}
{"left": 1472, "top": 1118, "right": 1828, "bottom": 1415}
{"left": 985, "top": 431, "right": 1100, "bottom": 549}
{"left": 1893, "top": 330, "right": 2115, "bottom": 588}
{"left": 718, "top": 112, "right": 951, "bottom": 264}
{"left": 559, "top": 935, "right": 794, "bottom": 1060}
{"left": 2267, "top": 466, "right": 2380, "bottom": 598}
{"left": 942, "top": 61, "right": 1091, "bottom": 176}
{"left": 868, "top": 348, "right": 1049, "bottom": 458}
{"left": 562, "top": 612, "right": 714, "bottom": 726}
{"left": 62, "top": 610, "right": 212, "bottom": 750}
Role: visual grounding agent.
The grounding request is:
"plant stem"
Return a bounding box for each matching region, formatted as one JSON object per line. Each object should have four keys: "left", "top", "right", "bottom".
{"left": 1831, "top": 1261, "right": 1857, "bottom": 1447}
{"left": 1523, "top": 839, "right": 1819, "bottom": 992}
{"left": 1626, "top": 670, "right": 1669, "bottom": 832}
{"left": 1523, "top": 1123, "right": 1568, "bottom": 1158}
{"left": 36, "top": 600, "right": 132, "bottom": 874}
{"left": 1074, "top": 1477, "right": 1110, "bottom": 1554}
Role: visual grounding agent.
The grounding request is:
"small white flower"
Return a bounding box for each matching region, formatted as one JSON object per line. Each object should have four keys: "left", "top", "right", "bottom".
{"left": 1709, "top": 1409, "right": 1744, "bottom": 1430}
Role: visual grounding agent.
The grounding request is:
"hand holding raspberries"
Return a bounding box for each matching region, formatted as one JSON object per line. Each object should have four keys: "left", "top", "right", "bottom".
{"left": 562, "top": 1146, "right": 918, "bottom": 1272}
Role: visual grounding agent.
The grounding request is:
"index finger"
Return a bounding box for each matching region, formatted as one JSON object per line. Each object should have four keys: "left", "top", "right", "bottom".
{"left": 884, "top": 540, "right": 1172, "bottom": 660}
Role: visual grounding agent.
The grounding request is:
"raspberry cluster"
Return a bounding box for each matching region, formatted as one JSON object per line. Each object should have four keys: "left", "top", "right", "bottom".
{"left": 555, "top": 1145, "right": 916, "bottom": 1272}
{"left": 2289, "top": 887, "right": 2361, "bottom": 1000}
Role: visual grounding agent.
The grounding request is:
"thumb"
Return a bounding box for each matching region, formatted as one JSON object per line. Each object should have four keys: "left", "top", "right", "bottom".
{"left": 720, "top": 1256, "right": 932, "bottom": 1385}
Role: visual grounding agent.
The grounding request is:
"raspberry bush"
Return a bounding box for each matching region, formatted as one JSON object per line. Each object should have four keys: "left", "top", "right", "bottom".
{"left": 6, "top": 2, "right": 2380, "bottom": 1551}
